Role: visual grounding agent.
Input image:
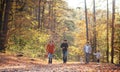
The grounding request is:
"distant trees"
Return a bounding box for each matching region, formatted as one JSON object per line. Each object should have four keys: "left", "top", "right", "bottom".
{"left": 0, "top": 0, "right": 120, "bottom": 64}
{"left": 83, "top": 0, "right": 119, "bottom": 64}
{"left": 0, "top": 0, "right": 70, "bottom": 58}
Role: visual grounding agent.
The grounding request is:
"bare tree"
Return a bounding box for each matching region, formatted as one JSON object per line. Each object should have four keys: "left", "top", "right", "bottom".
{"left": 84, "top": 0, "right": 89, "bottom": 41}
{"left": 92, "top": 0, "right": 97, "bottom": 61}
{"left": 111, "top": 0, "right": 115, "bottom": 63}
{"left": 0, "top": 0, "right": 12, "bottom": 52}
{"left": 41, "top": 0, "right": 46, "bottom": 31}
{"left": 106, "top": 0, "right": 109, "bottom": 63}
{"left": 0, "top": 0, "right": 5, "bottom": 52}
{"left": 38, "top": 0, "right": 42, "bottom": 29}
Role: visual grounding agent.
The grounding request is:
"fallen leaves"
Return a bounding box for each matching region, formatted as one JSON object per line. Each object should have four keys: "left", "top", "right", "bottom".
{"left": 0, "top": 53, "right": 120, "bottom": 72}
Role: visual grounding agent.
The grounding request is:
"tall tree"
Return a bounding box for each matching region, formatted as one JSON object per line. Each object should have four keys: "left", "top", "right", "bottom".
{"left": 106, "top": 0, "right": 109, "bottom": 63}
{"left": 0, "top": 0, "right": 12, "bottom": 52}
{"left": 0, "top": 0, "right": 5, "bottom": 30}
{"left": 92, "top": 0, "right": 97, "bottom": 61}
{"left": 38, "top": 0, "right": 42, "bottom": 29}
{"left": 84, "top": 0, "right": 89, "bottom": 41}
{"left": 41, "top": 0, "right": 46, "bottom": 31}
{"left": 48, "top": 0, "right": 55, "bottom": 31}
{"left": 48, "top": 0, "right": 51, "bottom": 30}
{"left": 0, "top": 0, "right": 5, "bottom": 51}
{"left": 111, "top": 0, "right": 115, "bottom": 63}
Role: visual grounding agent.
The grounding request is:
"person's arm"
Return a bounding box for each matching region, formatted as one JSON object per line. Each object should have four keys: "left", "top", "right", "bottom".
{"left": 61, "top": 43, "right": 65, "bottom": 49}
{"left": 60, "top": 43, "right": 63, "bottom": 48}
{"left": 46, "top": 44, "right": 49, "bottom": 53}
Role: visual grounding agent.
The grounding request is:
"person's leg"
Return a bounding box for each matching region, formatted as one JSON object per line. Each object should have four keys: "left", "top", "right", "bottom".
{"left": 48, "top": 53, "right": 53, "bottom": 64}
{"left": 85, "top": 53, "right": 87, "bottom": 63}
{"left": 86, "top": 53, "right": 89, "bottom": 63}
{"left": 50, "top": 58, "right": 52, "bottom": 63}
{"left": 63, "top": 51, "right": 66, "bottom": 63}
{"left": 48, "top": 53, "right": 50, "bottom": 64}
{"left": 85, "top": 53, "right": 86, "bottom": 63}
{"left": 48, "top": 59, "right": 50, "bottom": 63}
{"left": 97, "top": 59, "right": 100, "bottom": 63}
{"left": 64, "top": 51, "right": 67, "bottom": 63}
{"left": 50, "top": 54, "right": 53, "bottom": 64}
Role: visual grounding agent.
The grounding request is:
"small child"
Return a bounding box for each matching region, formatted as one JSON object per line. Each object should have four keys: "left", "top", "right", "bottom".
{"left": 93, "top": 50, "right": 101, "bottom": 63}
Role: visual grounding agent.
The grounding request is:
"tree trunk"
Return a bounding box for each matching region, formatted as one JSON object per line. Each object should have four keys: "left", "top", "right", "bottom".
{"left": 111, "top": 0, "right": 115, "bottom": 64}
{"left": 106, "top": 0, "right": 109, "bottom": 63}
{"left": 51, "top": 0, "right": 54, "bottom": 32}
{"left": 119, "top": 50, "right": 120, "bottom": 64}
{"left": 0, "top": 0, "right": 11, "bottom": 52}
{"left": 41, "top": 0, "right": 46, "bottom": 31}
{"left": 93, "top": 0, "right": 97, "bottom": 61}
{"left": 38, "top": 0, "right": 42, "bottom": 29}
{"left": 0, "top": 0, "right": 5, "bottom": 30}
{"left": 84, "top": 0, "right": 89, "bottom": 41}
{"left": 0, "top": 0, "right": 5, "bottom": 51}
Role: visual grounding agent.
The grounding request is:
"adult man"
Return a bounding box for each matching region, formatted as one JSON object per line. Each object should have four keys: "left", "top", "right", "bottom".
{"left": 60, "top": 40, "right": 68, "bottom": 63}
{"left": 84, "top": 42, "right": 92, "bottom": 64}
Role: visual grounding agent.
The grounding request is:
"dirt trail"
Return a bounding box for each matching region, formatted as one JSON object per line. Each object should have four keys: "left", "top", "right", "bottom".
{"left": 0, "top": 53, "right": 120, "bottom": 72}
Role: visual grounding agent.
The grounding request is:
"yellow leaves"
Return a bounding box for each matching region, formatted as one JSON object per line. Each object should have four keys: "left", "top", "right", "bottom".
{"left": 96, "top": 24, "right": 106, "bottom": 38}
{"left": 54, "top": 2, "right": 60, "bottom": 7}
{"left": 57, "top": 13, "right": 62, "bottom": 17}
{"left": 26, "top": 15, "right": 32, "bottom": 20}
{"left": 69, "top": 46, "right": 83, "bottom": 56}
{"left": 38, "top": 33, "right": 50, "bottom": 43}
{"left": 40, "top": 2, "right": 45, "bottom": 5}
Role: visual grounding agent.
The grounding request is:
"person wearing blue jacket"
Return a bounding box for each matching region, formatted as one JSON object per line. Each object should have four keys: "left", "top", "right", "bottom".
{"left": 84, "top": 42, "right": 92, "bottom": 64}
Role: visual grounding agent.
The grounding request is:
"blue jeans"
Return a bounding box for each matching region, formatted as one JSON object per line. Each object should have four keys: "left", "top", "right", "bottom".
{"left": 85, "top": 53, "right": 90, "bottom": 63}
{"left": 48, "top": 53, "right": 53, "bottom": 64}
{"left": 62, "top": 51, "right": 67, "bottom": 63}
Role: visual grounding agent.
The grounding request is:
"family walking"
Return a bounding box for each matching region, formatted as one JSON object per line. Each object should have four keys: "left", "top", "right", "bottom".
{"left": 46, "top": 40, "right": 101, "bottom": 64}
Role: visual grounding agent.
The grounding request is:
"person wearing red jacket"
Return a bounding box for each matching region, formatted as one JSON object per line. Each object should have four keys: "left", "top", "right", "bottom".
{"left": 46, "top": 40, "right": 55, "bottom": 64}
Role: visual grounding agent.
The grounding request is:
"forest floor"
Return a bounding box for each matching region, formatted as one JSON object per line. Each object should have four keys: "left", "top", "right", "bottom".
{"left": 0, "top": 53, "right": 120, "bottom": 72}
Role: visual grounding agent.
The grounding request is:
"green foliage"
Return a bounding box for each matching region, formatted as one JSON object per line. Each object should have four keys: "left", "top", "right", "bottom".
{"left": 7, "top": 30, "right": 49, "bottom": 58}
{"left": 64, "top": 20, "right": 75, "bottom": 31}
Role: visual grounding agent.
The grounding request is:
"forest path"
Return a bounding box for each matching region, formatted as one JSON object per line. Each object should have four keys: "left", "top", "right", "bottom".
{"left": 0, "top": 53, "right": 120, "bottom": 72}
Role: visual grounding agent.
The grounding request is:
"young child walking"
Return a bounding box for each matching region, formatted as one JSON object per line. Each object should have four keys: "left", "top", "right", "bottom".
{"left": 46, "top": 40, "right": 55, "bottom": 64}
{"left": 93, "top": 50, "right": 101, "bottom": 63}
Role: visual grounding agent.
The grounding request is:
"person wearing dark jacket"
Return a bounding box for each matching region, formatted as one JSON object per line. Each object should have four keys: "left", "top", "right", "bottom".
{"left": 60, "top": 40, "right": 68, "bottom": 63}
